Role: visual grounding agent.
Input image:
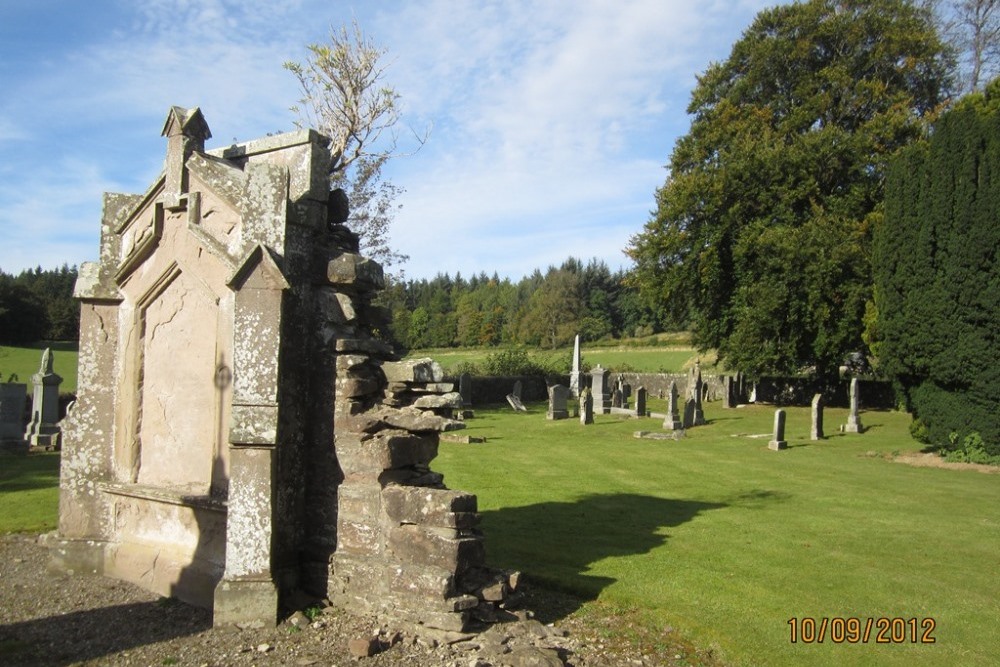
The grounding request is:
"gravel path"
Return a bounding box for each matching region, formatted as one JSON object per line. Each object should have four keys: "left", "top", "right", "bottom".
{"left": 0, "top": 534, "right": 723, "bottom": 667}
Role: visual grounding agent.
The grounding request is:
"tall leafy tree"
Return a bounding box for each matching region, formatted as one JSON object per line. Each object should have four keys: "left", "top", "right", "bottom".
{"left": 285, "top": 20, "right": 426, "bottom": 269}
{"left": 627, "top": 0, "right": 952, "bottom": 381}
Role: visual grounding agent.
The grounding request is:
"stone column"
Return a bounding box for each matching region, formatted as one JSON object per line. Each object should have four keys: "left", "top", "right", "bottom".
{"left": 569, "top": 334, "right": 583, "bottom": 398}
{"left": 845, "top": 378, "right": 863, "bottom": 433}
{"left": 768, "top": 409, "right": 788, "bottom": 450}
{"left": 811, "top": 394, "right": 825, "bottom": 440}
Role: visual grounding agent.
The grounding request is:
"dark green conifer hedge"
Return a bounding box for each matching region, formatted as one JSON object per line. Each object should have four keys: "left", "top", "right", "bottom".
{"left": 876, "top": 80, "right": 1000, "bottom": 454}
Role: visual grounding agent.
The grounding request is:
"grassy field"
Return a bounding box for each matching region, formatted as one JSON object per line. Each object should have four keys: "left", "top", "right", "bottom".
{"left": 436, "top": 402, "right": 1000, "bottom": 666}
{"left": 408, "top": 343, "right": 710, "bottom": 375}
{"left": 0, "top": 343, "right": 78, "bottom": 394}
{"left": 0, "top": 452, "right": 60, "bottom": 533}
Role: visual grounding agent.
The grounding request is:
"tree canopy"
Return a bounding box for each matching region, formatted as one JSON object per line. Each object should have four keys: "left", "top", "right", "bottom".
{"left": 627, "top": 0, "right": 952, "bottom": 381}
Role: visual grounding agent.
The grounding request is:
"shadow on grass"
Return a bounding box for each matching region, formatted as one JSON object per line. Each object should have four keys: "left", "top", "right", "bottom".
{"left": 0, "top": 598, "right": 209, "bottom": 666}
{"left": 0, "top": 453, "right": 60, "bottom": 494}
{"left": 479, "top": 493, "right": 727, "bottom": 620}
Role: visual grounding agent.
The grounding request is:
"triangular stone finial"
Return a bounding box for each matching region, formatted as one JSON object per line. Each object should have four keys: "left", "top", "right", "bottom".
{"left": 161, "top": 106, "right": 212, "bottom": 142}
{"left": 161, "top": 106, "right": 212, "bottom": 209}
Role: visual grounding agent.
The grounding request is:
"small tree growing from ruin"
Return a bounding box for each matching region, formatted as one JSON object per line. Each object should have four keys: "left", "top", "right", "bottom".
{"left": 285, "top": 20, "right": 425, "bottom": 269}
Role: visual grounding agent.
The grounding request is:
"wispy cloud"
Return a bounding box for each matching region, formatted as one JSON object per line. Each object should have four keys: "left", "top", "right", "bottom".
{"left": 0, "top": 0, "right": 772, "bottom": 278}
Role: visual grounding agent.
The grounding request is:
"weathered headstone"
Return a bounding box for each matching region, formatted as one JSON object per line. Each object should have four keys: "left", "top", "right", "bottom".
{"left": 580, "top": 388, "right": 594, "bottom": 425}
{"left": 722, "top": 376, "right": 734, "bottom": 409}
{"left": 683, "top": 398, "right": 697, "bottom": 429}
{"left": 844, "top": 378, "right": 863, "bottom": 433}
{"left": 811, "top": 393, "right": 825, "bottom": 440}
{"left": 591, "top": 366, "right": 611, "bottom": 414}
{"left": 621, "top": 382, "right": 632, "bottom": 409}
{"left": 692, "top": 367, "right": 706, "bottom": 426}
{"left": 459, "top": 372, "right": 472, "bottom": 406}
{"left": 546, "top": 384, "right": 569, "bottom": 420}
{"left": 24, "top": 348, "right": 63, "bottom": 450}
{"left": 611, "top": 387, "right": 623, "bottom": 409}
{"left": 0, "top": 381, "right": 28, "bottom": 454}
{"left": 506, "top": 393, "right": 528, "bottom": 412}
{"left": 768, "top": 409, "right": 788, "bottom": 450}
{"left": 512, "top": 379, "right": 523, "bottom": 402}
{"left": 569, "top": 334, "right": 583, "bottom": 398}
{"left": 664, "top": 381, "right": 683, "bottom": 430}
{"left": 635, "top": 386, "right": 647, "bottom": 417}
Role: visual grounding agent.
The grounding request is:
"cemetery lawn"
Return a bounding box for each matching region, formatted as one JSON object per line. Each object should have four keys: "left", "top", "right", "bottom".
{"left": 436, "top": 402, "right": 1000, "bottom": 666}
{"left": 409, "top": 344, "right": 704, "bottom": 374}
{"left": 0, "top": 343, "right": 78, "bottom": 393}
{"left": 0, "top": 452, "right": 60, "bottom": 533}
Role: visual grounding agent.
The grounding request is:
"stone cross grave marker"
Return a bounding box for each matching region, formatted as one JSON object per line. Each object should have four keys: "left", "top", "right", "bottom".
{"left": 768, "top": 409, "right": 788, "bottom": 450}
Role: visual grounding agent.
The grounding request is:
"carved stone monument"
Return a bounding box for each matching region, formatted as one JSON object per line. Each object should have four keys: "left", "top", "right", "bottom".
{"left": 844, "top": 378, "right": 863, "bottom": 433}
{"left": 546, "top": 384, "right": 569, "bottom": 420}
{"left": 768, "top": 409, "right": 788, "bottom": 450}
{"left": 0, "top": 381, "right": 28, "bottom": 454}
{"left": 24, "top": 348, "right": 63, "bottom": 449}
{"left": 663, "top": 381, "right": 683, "bottom": 431}
{"left": 811, "top": 393, "right": 825, "bottom": 440}
{"left": 580, "top": 388, "right": 594, "bottom": 425}
{"left": 569, "top": 334, "right": 583, "bottom": 397}
{"left": 49, "top": 107, "right": 506, "bottom": 633}
{"left": 635, "top": 386, "right": 647, "bottom": 417}
{"left": 591, "top": 366, "right": 611, "bottom": 414}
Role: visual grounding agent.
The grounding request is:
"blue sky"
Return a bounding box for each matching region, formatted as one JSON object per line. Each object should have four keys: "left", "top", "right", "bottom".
{"left": 0, "top": 0, "right": 773, "bottom": 280}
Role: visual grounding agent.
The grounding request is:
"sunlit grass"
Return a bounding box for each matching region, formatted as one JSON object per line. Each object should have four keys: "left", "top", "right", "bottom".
{"left": 436, "top": 402, "right": 1000, "bottom": 666}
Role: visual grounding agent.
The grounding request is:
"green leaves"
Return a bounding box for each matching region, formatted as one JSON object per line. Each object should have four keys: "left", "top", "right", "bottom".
{"left": 627, "top": 0, "right": 950, "bottom": 381}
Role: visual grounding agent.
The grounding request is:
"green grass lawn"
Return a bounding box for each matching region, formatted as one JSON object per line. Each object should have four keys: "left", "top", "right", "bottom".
{"left": 436, "top": 402, "right": 1000, "bottom": 666}
{"left": 0, "top": 452, "right": 60, "bottom": 533}
{"left": 0, "top": 342, "right": 78, "bottom": 394}
{"left": 408, "top": 345, "right": 705, "bottom": 374}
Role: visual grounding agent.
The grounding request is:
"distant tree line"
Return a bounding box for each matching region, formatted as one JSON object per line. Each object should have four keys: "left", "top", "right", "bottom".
{"left": 377, "top": 258, "right": 671, "bottom": 351}
{"left": 0, "top": 265, "right": 79, "bottom": 344}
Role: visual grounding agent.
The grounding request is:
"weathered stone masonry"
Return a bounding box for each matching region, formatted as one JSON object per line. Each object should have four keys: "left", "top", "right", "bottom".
{"left": 49, "top": 107, "right": 504, "bottom": 632}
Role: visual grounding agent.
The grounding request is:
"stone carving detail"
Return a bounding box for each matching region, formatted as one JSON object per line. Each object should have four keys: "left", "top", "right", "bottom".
{"left": 49, "top": 107, "right": 506, "bottom": 633}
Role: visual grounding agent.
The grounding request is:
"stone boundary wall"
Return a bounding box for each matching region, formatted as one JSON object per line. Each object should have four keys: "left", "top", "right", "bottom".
{"left": 450, "top": 372, "right": 894, "bottom": 410}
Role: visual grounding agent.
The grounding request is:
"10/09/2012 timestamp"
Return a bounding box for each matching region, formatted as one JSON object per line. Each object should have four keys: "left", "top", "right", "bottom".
{"left": 788, "top": 617, "right": 936, "bottom": 644}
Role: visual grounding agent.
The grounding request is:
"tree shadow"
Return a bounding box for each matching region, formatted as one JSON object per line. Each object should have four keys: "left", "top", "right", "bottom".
{"left": 478, "top": 493, "right": 727, "bottom": 621}
{"left": 0, "top": 598, "right": 210, "bottom": 666}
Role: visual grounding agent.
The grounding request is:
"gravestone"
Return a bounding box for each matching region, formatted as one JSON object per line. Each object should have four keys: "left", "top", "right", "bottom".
{"left": 512, "top": 379, "right": 523, "bottom": 402}
{"left": 24, "top": 348, "right": 63, "bottom": 450}
{"left": 811, "top": 393, "right": 825, "bottom": 440}
{"left": 507, "top": 393, "right": 528, "bottom": 412}
{"left": 621, "top": 382, "right": 631, "bottom": 409}
{"left": 692, "top": 366, "right": 706, "bottom": 426}
{"left": 0, "top": 382, "right": 28, "bottom": 454}
{"left": 569, "top": 334, "right": 583, "bottom": 398}
{"left": 591, "top": 366, "right": 611, "bottom": 414}
{"left": 546, "top": 384, "right": 569, "bottom": 420}
{"left": 459, "top": 372, "right": 472, "bottom": 406}
{"left": 635, "top": 386, "right": 647, "bottom": 417}
{"left": 768, "top": 409, "right": 788, "bottom": 450}
{"left": 663, "top": 381, "right": 683, "bottom": 430}
{"left": 683, "top": 398, "right": 697, "bottom": 429}
{"left": 611, "top": 387, "right": 623, "bottom": 409}
{"left": 48, "top": 106, "right": 505, "bottom": 633}
{"left": 722, "top": 376, "right": 734, "bottom": 409}
{"left": 580, "top": 388, "right": 594, "bottom": 425}
{"left": 844, "top": 378, "right": 863, "bottom": 433}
